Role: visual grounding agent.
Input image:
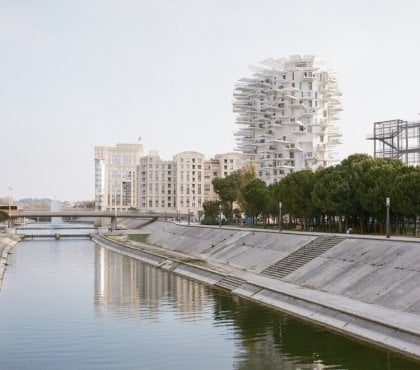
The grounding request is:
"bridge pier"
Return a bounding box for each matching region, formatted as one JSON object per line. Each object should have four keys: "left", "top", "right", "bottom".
{"left": 8, "top": 217, "right": 14, "bottom": 228}
{"left": 110, "top": 216, "right": 117, "bottom": 231}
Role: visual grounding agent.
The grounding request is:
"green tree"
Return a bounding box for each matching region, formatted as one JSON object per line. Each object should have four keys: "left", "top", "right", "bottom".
{"left": 390, "top": 167, "right": 420, "bottom": 234}
{"left": 212, "top": 171, "right": 242, "bottom": 222}
{"left": 0, "top": 210, "right": 9, "bottom": 222}
{"left": 275, "top": 170, "right": 316, "bottom": 230}
{"left": 210, "top": 165, "right": 256, "bottom": 223}
{"left": 355, "top": 158, "right": 405, "bottom": 233}
{"left": 202, "top": 200, "right": 222, "bottom": 225}
{"left": 339, "top": 153, "right": 376, "bottom": 233}
{"left": 391, "top": 168, "right": 420, "bottom": 217}
{"left": 240, "top": 178, "right": 270, "bottom": 224}
{"left": 312, "top": 165, "right": 352, "bottom": 232}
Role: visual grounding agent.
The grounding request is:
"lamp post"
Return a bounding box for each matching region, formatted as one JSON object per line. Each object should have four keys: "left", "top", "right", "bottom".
{"left": 386, "top": 197, "right": 390, "bottom": 238}
{"left": 8, "top": 187, "right": 12, "bottom": 228}
{"left": 188, "top": 208, "right": 190, "bottom": 226}
{"left": 114, "top": 185, "right": 117, "bottom": 217}
{"left": 8, "top": 186, "right": 12, "bottom": 215}
{"left": 278, "top": 202, "right": 282, "bottom": 232}
{"left": 219, "top": 203, "right": 222, "bottom": 227}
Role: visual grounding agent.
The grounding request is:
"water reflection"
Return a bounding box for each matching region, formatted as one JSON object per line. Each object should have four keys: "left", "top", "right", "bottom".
{"left": 93, "top": 245, "right": 420, "bottom": 370}
{"left": 94, "top": 246, "right": 208, "bottom": 319}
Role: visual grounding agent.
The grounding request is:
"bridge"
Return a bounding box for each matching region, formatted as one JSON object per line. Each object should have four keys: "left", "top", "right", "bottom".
{"left": 5, "top": 210, "right": 170, "bottom": 231}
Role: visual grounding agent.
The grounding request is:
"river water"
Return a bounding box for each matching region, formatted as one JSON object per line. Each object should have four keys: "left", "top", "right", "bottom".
{"left": 0, "top": 229, "right": 419, "bottom": 369}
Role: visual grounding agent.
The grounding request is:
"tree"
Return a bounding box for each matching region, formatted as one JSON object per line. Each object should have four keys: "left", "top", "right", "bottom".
{"left": 202, "top": 200, "right": 221, "bottom": 224}
{"left": 240, "top": 178, "right": 270, "bottom": 224}
{"left": 210, "top": 165, "right": 256, "bottom": 223}
{"left": 212, "top": 171, "right": 242, "bottom": 222}
{"left": 312, "top": 166, "right": 352, "bottom": 232}
{"left": 0, "top": 211, "right": 9, "bottom": 222}
{"left": 391, "top": 168, "right": 420, "bottom": 217}
{"left": 275, "top": 170, "right": 316, "bottom": 230}
{"left": 390, "top": 167, "right": 420, "bottom": 234}
{"left": 355, "top": 158, "right": 405, "bottom": 233}
{"left": 339, "top": 153, "right": 376, "bottom": 233}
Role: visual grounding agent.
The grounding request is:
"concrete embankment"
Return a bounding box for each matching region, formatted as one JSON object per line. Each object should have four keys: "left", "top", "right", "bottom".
{"left": 93, "top": 222, "right": 420, "bottom": 361}
{"left": 0, "top": 234, "right": 21, "bottom": 290}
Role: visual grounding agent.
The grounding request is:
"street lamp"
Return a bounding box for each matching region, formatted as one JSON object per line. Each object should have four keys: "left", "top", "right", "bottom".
{"left": 188, "top": 208, "right": 190, "bottom": 226}
{"left": 278, "top": 202, "right": 282, "bottom": 232}
{"left": 8, "top": 187, "right": 12, "bottom": 216}
{"left": 386, "top": 197, "right": 390, "bottom": 238}
{"left": 219, "top": 203, "right": 222, "bottom": 227}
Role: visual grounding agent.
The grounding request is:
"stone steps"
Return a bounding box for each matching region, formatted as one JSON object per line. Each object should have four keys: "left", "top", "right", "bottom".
{"left": 261, "top": 236, "right": 345, "bottom": 280}
{"left": 215, "top": 276, "right": 246, "bottom": 291}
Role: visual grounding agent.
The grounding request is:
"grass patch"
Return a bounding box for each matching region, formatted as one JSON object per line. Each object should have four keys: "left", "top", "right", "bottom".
{"left": 128, "top": 234, "right": 149, "bottom": 243}
{"left": 107, "top": 235, "right": 123, "bottom": 241}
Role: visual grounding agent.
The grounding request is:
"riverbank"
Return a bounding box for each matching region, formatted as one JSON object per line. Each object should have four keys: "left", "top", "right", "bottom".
{"left": 93, "top": 221, "right": 420, "bottom": 362}
{"left": 0, "top": 234, "right": 21, "bottom": 290}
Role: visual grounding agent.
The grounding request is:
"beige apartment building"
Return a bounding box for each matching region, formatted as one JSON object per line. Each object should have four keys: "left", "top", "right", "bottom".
{"left": 94, "top": 143, "right": 143, "bottom": 211}
{"left": 173, "top": 151, "right": 205, "bottom": 214}
{"left": 204, "top": 152, "right": 241, "bottom": 202}
{"left": 138, "top": 151, "right": 174, "bottom": 211}
{"left": 95, "top": 142, "right": 242, "bottom": 216}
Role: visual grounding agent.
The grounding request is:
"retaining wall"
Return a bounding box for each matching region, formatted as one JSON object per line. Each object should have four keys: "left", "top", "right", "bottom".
{"left": 94, "top": 222, "right": 420, "bottom": 361}
{"left": 0, "top": 235, "right": 20, "bottom": 290}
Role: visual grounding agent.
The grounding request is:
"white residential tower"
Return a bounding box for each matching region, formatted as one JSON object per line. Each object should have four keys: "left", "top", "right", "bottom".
{"left": 233, "top": 55, "right": 342, "bottom": 184}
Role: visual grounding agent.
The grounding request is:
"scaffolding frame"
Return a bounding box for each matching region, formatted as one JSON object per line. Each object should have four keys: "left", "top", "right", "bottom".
{"left": 367, "top": 119, "right": 420, "bottom": 166}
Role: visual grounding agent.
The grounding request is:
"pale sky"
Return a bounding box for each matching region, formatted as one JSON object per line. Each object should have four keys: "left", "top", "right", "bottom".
{"left": 1, "top": 0, "right": 420, "bottom": 201}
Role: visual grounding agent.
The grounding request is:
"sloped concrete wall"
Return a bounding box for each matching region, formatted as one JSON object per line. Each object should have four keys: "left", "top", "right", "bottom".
{"left": 142, "top": 222, "right": 316, "bottom": 273}
{"left": 0, "top": 235, "right": 20, "bottom": 289}
{"left": 141, "top": 222, "right": 420, "bottom": 315}
{"left": 284, "top": 238, "right": 420, "bottom": 314}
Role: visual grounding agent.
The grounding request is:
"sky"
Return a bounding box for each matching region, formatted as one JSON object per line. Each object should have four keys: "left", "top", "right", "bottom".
{"left": 1, "top": 0, "right": 420, "bottom": 201}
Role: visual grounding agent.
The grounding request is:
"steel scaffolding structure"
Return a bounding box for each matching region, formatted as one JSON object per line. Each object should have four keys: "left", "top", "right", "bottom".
{"left": 367, "top": 119, "right": 420, "bottom": 166}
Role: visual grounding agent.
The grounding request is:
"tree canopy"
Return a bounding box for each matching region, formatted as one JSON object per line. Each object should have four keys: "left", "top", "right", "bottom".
{"left": 202, "top": 153, "right": 420, "bottom": 235}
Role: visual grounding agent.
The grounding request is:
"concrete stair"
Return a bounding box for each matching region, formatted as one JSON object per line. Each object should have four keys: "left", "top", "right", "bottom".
{"left": 215, "top": 276, "right": 246, "bottom": 291}
{"left": 261, "top": 235, "right": 345, "bottom": 280}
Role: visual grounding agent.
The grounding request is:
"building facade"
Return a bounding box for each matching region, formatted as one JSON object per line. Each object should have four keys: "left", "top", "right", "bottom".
{"left": 204, "top": 152, "right": 242, "bottom": 202}
{"left": 233, "top": 55, "right": 342, "bottom": 184}
{"left": 94, "top": 143, "right": 144, "bottom": 211}
{"left": 138, "top": 151, "right": 174, "bottom": 211}
{"left": 173, "top": 151, "right": 205, "bottom": 214}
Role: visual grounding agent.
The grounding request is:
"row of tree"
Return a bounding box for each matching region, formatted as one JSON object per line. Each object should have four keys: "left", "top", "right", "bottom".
{"left": 202, "top": 154, "right": 420, "bottom": 234}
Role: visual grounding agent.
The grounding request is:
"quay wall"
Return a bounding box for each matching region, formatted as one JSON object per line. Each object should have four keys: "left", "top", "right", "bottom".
{"left": 141, "top": 222, "right": 420, "bottom": 315}
{"left": 0, "top": 235, "right": 21, "bottom": 289}
{"left": 94, "top": 222, "right": 420, "bottom": 361}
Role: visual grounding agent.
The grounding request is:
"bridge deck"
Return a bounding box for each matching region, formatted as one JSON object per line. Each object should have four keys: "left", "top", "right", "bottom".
{"left": 7, "top": 210, "right": 163, "bottom": 219}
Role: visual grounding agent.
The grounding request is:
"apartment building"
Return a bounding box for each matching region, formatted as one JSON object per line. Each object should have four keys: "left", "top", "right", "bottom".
{"left": 95, "top": 142, "right": 242, "bottom": 215}
{"left": 204, "top": 152, "right": 241, "bottom": 202}
{"left": 233, "top": 55, "right": 342, "bottom": 184}
{"left": 173, "top": 151, "right": 205, "bottom": 214}
{"left": 94, "top": 143, "right": 143, "bottom": 211}
{"left": 138, "top": 151, "right": 174, "bottom": 211}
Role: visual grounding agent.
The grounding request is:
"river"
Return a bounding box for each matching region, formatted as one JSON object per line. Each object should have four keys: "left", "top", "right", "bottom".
{"left": 0, "top": 227, "right": 419, "bottom": 369}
